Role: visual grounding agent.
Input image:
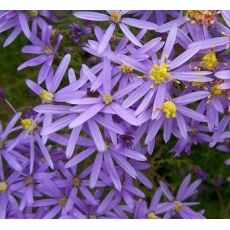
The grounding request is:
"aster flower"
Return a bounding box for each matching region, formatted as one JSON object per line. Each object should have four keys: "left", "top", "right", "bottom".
{"left": 17, "top": 25, "right": 63, "bottom": 84}
{"left": 74, "top": 10, "right": 158, "bottom": 54}
{"left": 6, "top": 114, "right": 54, "bottom": 174}
{"left": 65, "top": 136, "right": 146, "bottom": 191}
{"left": 143, "top": 91, "right": 209, "bottom": 144}
{"left": 120, "top": 26, "right": 212, "bottom": 118}
{"left": 0, "top": 10, "right": 57, "bottom": 47}
{"left": 159, "top": 174, "right": 204, "bottom": 219}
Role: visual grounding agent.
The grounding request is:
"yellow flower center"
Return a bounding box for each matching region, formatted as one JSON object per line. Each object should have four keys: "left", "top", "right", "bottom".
{"left": 147, "top": 212, "right": 157, "bottom": 219}
{"left": 0, "top": 182, "right": 7, "bottom": 193}
{"left": 103, "top": 93, "right": 113, "bottom": 105}
{"left": 43, "top": 46, "right": 54, "bottom": 55}
{"left": 29, "top": 10, "right": 38, "bottom": 18}
{"left": 110, "top": 11, "right": 122, "bottom": 24}
{"left": 59, "top": 197, "right": 67, "bottom": 206}
{"left": 173, "top": 201, "right": 183, "bottom": 212}
{"left": 149, "top": 63, "right": 170, "bottom": 84}
{"left": 72, "top": 177, "right": 81, "bottom": 187}
{"left": 21, "top": 119, "right": 37, "bottom": 133}
{"left": 201, "top": 52, "right": 218, "bottom": 70}
{"left": 162, "top": 101, "right": 177, "bottom": 118}
{"left": 120, "top": 64, "right": 133, "bottom": 74}
{"left": 186, "top": 10, "right": 216, "bottom": 26}
{"left": 211, "top": 83, "right": 224, "bottom": 95}
{"left": 40, "top": 90, "right": 54, "bottom": 103}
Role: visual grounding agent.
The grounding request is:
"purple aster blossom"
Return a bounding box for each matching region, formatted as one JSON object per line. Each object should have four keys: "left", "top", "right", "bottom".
{"left": 8, "top": 163, "right": 55, "bottom": 212}
{"left": 119, "top": 27, "right": 212, "bottom": 118}
{"left": 18, "top": 25, "right": 63, "bottom": 84}
{"left": 159, "top": 174, "right": 204, "bottom": 219}
{"left": 74, "top": 10, "right": 158, "bottom": 54}
{"left": 30, "top": 178, "right": 77, "bottom": 218}
{"left": 6, "top": 113, "right": 54, "bottom": 174}
{"left": 25, "top": 54, "right": 86, "bottom": 143}
{"left": 142, "top": 91, "right": 209, "bottom": 145}
{"left": 65, "top": 136, "right": 147, "bottom": 191}
{"left": 0, "top": 10, "right": 57, "bottom": 47}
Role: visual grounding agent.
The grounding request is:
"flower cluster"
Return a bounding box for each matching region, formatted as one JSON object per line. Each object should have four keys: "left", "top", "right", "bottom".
{"left": 0, "top": 10, "right": 230, "bottom": 219}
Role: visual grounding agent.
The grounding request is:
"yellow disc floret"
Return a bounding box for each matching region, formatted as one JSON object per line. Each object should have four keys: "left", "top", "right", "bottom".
{"left": 201, "top": 52, "right": 218, "bottom": 70}
{"left": 103, "top": 93, "right": 113, "bottom": 105}
{"left": 162, "top": 101, "right": 177, "bottom": 118}
{"left": 211, "top": 82, "right": 224, "bottom": 95}
{"left": 173, "top": 201, "right": 183, "bottom": 212}
{"left": 147, "top": 212, "right": 157, "bottom": 219}
{"left": 40, "top": 90, "right": 54, "bottom": 103}
{"left": 21, "top": 119, "right": 37, "bottom": 133}
{"left": 120, "top": 64, "right": 133, "bottom": 74}
{"left": 149, "top": 63, "right": 170, "bottom": 84}
{"left": 59, "top": 197, "right": 67, "bottom": 206}
{"left": 110, "top": 11, "right": 122, "bottom": 24}
{"left": 0, "top": 182, "right": 7, "bottom": 193}
{"left": 29, "top": 10, "right": 38, "bottom": 18}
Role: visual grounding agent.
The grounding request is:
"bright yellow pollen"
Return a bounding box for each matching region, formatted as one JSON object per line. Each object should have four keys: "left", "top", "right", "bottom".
{"left": 149, "top": 63, "right": 170, "bottom": 84}
{"left": 0, "top": 182, "right": 7, "bottom": 193}
{"left": 59, "top": 197, "right": 67, "bottom": 206}
{"left": 21, "top": 119, "right": 37, "bottom": 132}
{"left": 43, "top": 46, "right": 53, "bottom": 55}
{"left": 120, "top": 64, "right": 133, "bottom": 74}
{"left": 201, "top": 52, "right": 218, "bottom": 70}
{"left": 40, "top": 90, "right": 54, "bottom": 103}
{"left": 29, "top": 10, "right": 38, "bottom": 18}
{"left": 110, "top": 11, "right": 122, "bottom": 24}
{"left": 162, "top": 101, "right": 177, "bottom": 118}
{"left": 103, "top": 94, "right": 113, "bottom": 105}
{"left": 173, "top": 202, "right": 183, "bottom": 212}
{"left": 211, "top": 83, "right": 224, "bottom": 95}
{"left": 147, "top": 212, "right": 157, "bottom": 219}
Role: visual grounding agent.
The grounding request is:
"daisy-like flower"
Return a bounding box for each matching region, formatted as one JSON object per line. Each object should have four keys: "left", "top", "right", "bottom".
{"left": 144, "top": 91, "right": 209, "bottom": 144}
{"left": 159, "top": 174, "right": 204, "bottom": 219}
{"left": 7, "top": 114, "right": 54, "bottom": 174}
{"left": 0, "top": 10, "right": 57, "bottom": 47}
{"left": 74, "top": 10, "right": 158, "bottom": 54}
{"left": 120, "top": 26, "right": 212, "bottom": 118}
{"left": 65, "top": 136, "right": 146, "bottom": 191}
{"left": 18, "top": 25, "right": 63, "bottom": 83}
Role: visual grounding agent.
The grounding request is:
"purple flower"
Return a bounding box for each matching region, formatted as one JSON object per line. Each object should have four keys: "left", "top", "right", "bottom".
{"left": 159, "top": 174, "right": 204, "bottom": 219}
{"left": 18, "top": 25, "right": 63, "bottom": 83}
{"left": 0, "top": 10, "right": 57, "bottom": 47}
{"left": 74, "top": 11, "right": 158, "bottom": 53}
